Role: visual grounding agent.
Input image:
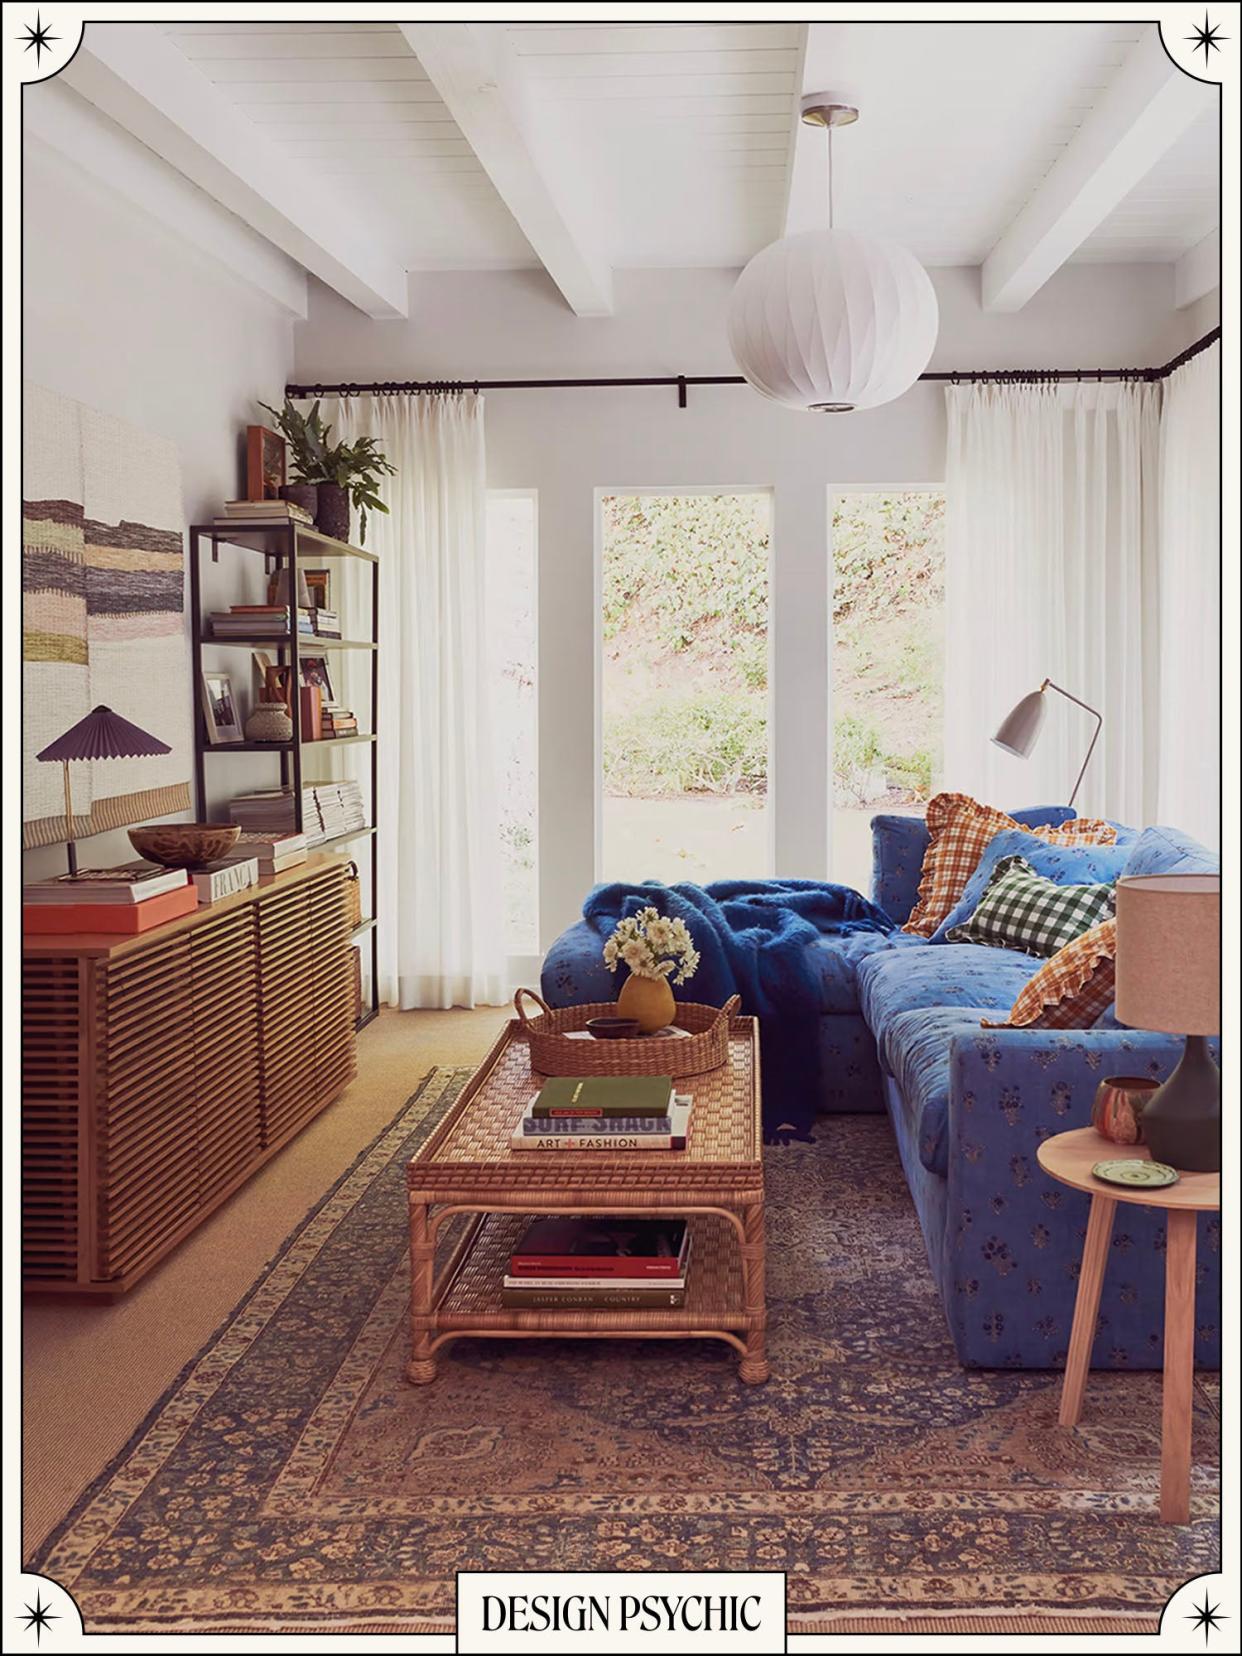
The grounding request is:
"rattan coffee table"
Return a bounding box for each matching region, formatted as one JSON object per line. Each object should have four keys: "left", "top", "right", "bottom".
{"left": 405, "top": 1010, "right": 767, "bottom": 1384}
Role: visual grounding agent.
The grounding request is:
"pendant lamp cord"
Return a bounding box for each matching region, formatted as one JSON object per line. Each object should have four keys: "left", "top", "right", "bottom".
{"left": 827, "top": 125, "right": 835, "bottom": 229}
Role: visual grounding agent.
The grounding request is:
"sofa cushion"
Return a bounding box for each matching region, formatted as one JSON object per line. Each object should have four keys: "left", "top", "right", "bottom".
{"left": 858, "top": 939, "right": 1045, "bottom": 1039}
{"left": 807, "top": 928, "right": 923, "bottom": 1013}
{"left": 930, "top": 828, "right": 1133, "bottom": 942}
{"left": 882, "top": 1006, "right": 999, "bottom": 1178}
{"left": 945, "top": 854, "right": 1117, "bottom": 957}
{"left": 871, "top": 805, "right": 1075, "bottom": 927}
{"left": 1122, "top": 825, "right": 1220, "bottom": 877}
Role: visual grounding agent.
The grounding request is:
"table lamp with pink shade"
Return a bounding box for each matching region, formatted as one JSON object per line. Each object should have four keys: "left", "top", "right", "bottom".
{"left": 1115, "top": 873, "right": 1220, "bottom": 1172}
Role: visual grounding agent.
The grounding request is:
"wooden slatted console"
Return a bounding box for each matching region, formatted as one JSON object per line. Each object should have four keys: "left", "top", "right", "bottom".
{"left": 22, "top": 855, "right": 358, "bottom": 1295}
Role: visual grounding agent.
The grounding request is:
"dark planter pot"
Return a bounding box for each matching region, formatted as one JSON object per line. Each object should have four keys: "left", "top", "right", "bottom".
{"left": 316, "top": 483, "right": 350, "bottom": 543}
{"left": 280, "top": 482, "right": 318, "bottom": 518}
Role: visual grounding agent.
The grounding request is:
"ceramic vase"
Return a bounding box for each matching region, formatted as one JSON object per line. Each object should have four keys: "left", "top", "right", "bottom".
{"left": 316, "top": 483, "right": 350, "bottom": 542}
{"left": 244, "top": 702, "right": 294, "bottom": 744}
{"left": 617, "top": 971, "right": 676, "bottom": 1035}
{"left": 1091, "top": 1075, "right": 1158, "bottom": 1146}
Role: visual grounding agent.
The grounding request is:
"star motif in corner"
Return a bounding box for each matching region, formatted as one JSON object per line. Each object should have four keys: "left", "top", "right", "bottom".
{"left": 17, "top": 12, "right": 60, "bottom": 66}
{"left": 1185, "top": 11, "right": 1228, "bottom": 59}
{"left": 15, "top": 1592, "right": 59, "bottom": 1645}
{"left": 1186, "top": 1594, "right": 1228, "bottom": 1646}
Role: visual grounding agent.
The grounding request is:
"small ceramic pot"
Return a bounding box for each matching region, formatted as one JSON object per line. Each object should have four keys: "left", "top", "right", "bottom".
{"left": 1092, "top": 1075, "right": 1158, "bottom": 1146}
{"left": 616, "top": 972, "right": 676, "bottom": 1035}
{"left": 315, "top": 482, "right": 350, "bottom": 542}
{"left": 244, "top": 702, "right": 294, "bottom": 743}
{"left": 585, "top": 1017, "right": 640, "bottom": 1040}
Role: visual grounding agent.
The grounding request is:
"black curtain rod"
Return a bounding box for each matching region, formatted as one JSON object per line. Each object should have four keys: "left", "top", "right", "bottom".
{"left": 286, "top": 326, "right": 1219, "bottom": 403}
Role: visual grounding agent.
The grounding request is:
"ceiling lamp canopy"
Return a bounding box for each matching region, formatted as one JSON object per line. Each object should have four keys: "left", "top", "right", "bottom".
{"left": 727, "top": 98, "right": 939, "bottom": 413}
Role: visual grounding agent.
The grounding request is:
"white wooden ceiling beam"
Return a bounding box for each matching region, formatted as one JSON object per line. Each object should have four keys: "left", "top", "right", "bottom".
{"left": 1175, "top": 229, "right": 1220, "bottom": 309}
{"left": 982, "top": 26, "right": 1212, "bottom": 312}
{"left": 781, "top": 23, "right": 843, "bottom": 237}
{"left": 25, "top": 82, "right": 307, "bottom": 319}
{"left": 399, "top": 22, "right": 613, "bottom": 317}
{"left": 60, "top": 23, "right": 408, "bottom": 318}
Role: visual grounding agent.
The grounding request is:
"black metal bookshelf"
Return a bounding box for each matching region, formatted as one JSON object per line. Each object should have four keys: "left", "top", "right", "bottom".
{"left": 188, "top": 519, "right": 380, "bottom": 1028}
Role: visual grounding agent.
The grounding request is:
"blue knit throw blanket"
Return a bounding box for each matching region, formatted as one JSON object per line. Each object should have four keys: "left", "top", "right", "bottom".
{"left": 582, "top": 879, "right": 895, "bottom": 1141}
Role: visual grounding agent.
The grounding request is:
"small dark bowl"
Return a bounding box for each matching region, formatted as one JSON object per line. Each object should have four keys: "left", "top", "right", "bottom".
{"left": 585, "top": 1017, "right": 640, "bottom": 1040}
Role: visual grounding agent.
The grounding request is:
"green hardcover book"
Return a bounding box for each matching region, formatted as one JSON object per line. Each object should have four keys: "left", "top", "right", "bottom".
{"left": 530, "top": 1075, "right": 675, "bottom": 1119}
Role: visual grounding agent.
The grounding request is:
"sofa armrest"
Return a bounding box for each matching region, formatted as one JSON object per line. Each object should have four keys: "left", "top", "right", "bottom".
{"left": 540, "top": 918, "right": 614, "bottom": 1007}
{"left": 941, "top": 1025, "right": 1220, "bottom": 1366}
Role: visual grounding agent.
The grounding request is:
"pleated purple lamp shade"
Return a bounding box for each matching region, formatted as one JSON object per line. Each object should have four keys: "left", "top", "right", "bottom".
{"left": 35, "top": 705, "right": 171, "bottom": 764}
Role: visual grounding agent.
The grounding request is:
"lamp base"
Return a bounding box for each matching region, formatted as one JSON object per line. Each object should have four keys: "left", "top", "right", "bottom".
{"left": 1140, "top": 1035, "right": 1220, "bottom": 1173}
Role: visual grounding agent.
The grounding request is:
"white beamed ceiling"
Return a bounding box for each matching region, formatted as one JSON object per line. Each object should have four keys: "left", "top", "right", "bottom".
{"left": 157, "top": 20, "right": 1219, "bottom": 291}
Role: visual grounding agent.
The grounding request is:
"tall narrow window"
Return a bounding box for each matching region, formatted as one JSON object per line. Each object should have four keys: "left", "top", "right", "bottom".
{"left": 831, "top": 491, "right": 946, "bottom": 894}
{"left": 485, "top": 491, "right": 538, "bottom": 956}
{"left": 600, "top": 491, "right": 771, "bottom": 884}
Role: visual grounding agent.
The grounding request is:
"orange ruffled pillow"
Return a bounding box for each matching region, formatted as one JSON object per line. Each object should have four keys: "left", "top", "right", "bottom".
{"left": 983, "top": 918, "right": 1117, "bottom": 1030}
{"left": 902, "top": 792, "right": 1118, "bottom": 938}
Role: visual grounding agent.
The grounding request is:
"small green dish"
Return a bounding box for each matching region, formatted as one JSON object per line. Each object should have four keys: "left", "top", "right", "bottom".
{"left": 1091, "top": 1158, "right": 1179, "bottom": 1190}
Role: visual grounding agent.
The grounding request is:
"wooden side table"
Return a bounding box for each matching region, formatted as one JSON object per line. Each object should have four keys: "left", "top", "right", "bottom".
{"left": 1037, "top": 1127, "right": 1219, "bottom": 1523}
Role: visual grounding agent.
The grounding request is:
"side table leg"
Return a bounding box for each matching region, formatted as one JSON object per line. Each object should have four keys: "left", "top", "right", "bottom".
{"left": 739, "top": 1200, "right": 769, "bottom": 1385}
{"left": 1058, "top": 1194, "right": 1116, "bottom": 1426}
{"left": 406, "top": 1197, "right": 437, "bottom": 1385}
{"left": 1160, "top": 1208, "right": 1197, "bottom": 1524}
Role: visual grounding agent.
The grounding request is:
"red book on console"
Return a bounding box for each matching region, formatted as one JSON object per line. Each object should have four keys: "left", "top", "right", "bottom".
{"left": 23, "top": 884, "right": 198, "bottom": 935}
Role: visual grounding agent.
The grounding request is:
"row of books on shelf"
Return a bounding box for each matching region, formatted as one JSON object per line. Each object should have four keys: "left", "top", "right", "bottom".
{"left": 209, "top": 605, "right": 340, "bottom": 639}
{"left": 21, "top": 831, "right": 309, "bottom": 933}
{"left": 511, "top": 1075, "right": 692, "bottom": 1151}
{"left": 502, "top": 1216, "right": 690, "bottom": 1309}
{"left": 228, "top": 782, "right": 366, "bottom": 846}
{"left": 213, "top": 498, "right": 314, "bottom": 527}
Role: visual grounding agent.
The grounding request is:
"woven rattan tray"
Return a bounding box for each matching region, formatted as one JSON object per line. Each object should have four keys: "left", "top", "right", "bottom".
{"left": 513, "top": 987, "right": 738, "bottom": 1078}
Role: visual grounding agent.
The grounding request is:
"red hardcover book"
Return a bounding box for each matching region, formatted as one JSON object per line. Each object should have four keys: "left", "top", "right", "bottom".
{"left": 509, "top": 1216, "right": 688, "bottom": 1279}
{"left": 23, "top": 884, "right": 198, "bottom": 935}
{"left": 299, "top": 684, "right": 323, "bottom": 740}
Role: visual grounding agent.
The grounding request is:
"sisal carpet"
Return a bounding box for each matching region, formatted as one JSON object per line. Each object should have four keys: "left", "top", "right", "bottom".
{"left": 31, "top": 1067, "right": 1219, "bottom": 1636}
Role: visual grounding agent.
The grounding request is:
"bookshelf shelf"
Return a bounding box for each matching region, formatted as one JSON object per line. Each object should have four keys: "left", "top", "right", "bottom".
{"left": 189, "top": 517, "right": 380, "bottom": 1026}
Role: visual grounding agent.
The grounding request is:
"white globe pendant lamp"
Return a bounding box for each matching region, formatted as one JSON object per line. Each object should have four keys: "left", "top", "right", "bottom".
{"left": 728, "top": 98, "right": 939, "bottom": 412}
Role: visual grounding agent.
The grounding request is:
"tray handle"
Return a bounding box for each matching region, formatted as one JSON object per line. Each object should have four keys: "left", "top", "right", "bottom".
{"left": 513, "top": 986, "right": 551, "bottom": 1027}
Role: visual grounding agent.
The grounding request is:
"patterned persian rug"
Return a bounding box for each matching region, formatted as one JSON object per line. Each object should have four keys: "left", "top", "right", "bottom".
{"left": 32, "top": 1068, "right": 1218, "bottom": 1636}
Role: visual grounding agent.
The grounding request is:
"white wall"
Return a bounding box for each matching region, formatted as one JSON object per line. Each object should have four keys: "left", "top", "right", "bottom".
{"left": 295, "top": 261, "right": 1194, "bottom": 947}
{"left": 22, "top": 120, "right": 297, "bottom": 880}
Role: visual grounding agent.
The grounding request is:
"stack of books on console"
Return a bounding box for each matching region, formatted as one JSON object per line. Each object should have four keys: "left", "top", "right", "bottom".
{"left": 213, "top": 498, "right": 313, "bottom": 528}
{"left": 502, "top": 1216, "right": 691, "bottom": 1310}
{"left": 23, "top": 861, "right": 197, "bottom": 934}
{"left": 208, "top": 604, "right": 312, "bottom": 639}
{"left": 218, "top": 830, "right": 307, "bottom": 877}
{"left": 510, "top": 1075, "right": 692, "bottom": 1152}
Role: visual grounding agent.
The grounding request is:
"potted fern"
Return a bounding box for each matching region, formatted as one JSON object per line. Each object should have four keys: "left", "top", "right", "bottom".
{"left": 259, "top": 399, "right": 396, "bottom": 546}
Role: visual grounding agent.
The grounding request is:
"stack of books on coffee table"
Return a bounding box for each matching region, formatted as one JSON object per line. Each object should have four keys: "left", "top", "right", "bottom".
{"left": 510, "top": 1075, "right": 691, "bottom": 1151}
{"left": 501, "top": 1216, "right": 691, "bottom": 1309}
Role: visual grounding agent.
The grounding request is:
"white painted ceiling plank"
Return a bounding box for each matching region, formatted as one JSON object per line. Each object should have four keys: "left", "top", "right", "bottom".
{"left": 61, "top": 24, "right": 409, "bottom": 318}
{"left": 400, "top": 22, "right": 613, "bottom": 316}
{"left": 982, "top": 26, "right": 1215, "bottom": 311}
{"left": 1174, "top": 230, "right": 1220, "bottom": 308}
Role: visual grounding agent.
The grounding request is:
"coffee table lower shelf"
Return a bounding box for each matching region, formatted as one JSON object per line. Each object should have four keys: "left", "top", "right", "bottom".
{"left": 407, "top": 1209, "right": 768, "bottom": 1384}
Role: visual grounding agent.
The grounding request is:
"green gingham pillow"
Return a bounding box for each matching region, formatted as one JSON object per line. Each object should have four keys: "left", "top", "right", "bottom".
{"left": 945, "top": 854, "right": 1116, "bottom": 957}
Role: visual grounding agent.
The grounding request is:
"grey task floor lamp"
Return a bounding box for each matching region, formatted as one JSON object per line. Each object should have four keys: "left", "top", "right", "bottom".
{"left": 991, "top": 679, "right": 1102, "bottom": 809}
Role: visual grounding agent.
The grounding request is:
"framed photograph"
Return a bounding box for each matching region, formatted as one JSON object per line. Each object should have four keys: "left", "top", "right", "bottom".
{"left": 246, "top": 424, "right": 286, "bottom": 501}
{"left": 299, "top": 654, "right": 335, "bottom": 703}
{"left": 304, "top": 568, "right": 331, "bottom": 610}
{"left": 200, "top": 671, "right": 243, "bottom": 744}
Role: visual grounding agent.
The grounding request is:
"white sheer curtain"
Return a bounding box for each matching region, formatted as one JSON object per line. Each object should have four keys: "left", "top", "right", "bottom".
{"left": 943, "top": 380, "right": 1162, "bottom": 824}
{"left": 332, "top": 392, "right": 505, "bottom": 1008}
{"left": 1156, "top": 343, "right": 1220, "bottom": 845}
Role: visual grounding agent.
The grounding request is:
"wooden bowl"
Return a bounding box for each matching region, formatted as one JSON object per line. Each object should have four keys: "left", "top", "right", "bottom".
{"left": 585, "top": 1016, "right": 641, "bottom": 1040}
{"left": 128, "top": 822, "right": 241, "bottom": 869}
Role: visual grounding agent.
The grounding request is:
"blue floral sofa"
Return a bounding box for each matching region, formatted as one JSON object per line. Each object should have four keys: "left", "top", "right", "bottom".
{"left": 541, "top": 811, "right": 1221, "bottom": 1371}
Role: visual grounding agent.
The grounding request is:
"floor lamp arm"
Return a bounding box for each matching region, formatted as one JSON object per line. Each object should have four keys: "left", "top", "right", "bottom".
{"left": 1045, "top": 681, "right": 1103, "bottom": 810}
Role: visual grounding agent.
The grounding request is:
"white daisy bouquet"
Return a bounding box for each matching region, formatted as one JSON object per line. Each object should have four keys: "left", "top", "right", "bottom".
{"left": 603, "top": 906, "right": 700, "bottom": 985}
